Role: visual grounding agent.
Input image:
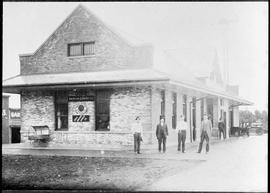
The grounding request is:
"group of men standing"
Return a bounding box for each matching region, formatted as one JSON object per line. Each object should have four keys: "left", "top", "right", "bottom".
{"left": 133, "top": 112, "right": 227, "bottom": 154}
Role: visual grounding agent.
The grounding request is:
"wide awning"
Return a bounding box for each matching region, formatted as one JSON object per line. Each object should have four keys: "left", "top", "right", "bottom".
{"left": 170, "top": 80, "right": 253, "bottom": 105}
{"left": 3, "top": 68, "right": 253, "bottom": 106}
{"left": 2, "top": 68, "right": 170, "bottom": 93}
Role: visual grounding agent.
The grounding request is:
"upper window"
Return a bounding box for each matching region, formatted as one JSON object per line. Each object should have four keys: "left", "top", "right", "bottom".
{"left": 68, "top": 42, "right": 95, "bottom": 57}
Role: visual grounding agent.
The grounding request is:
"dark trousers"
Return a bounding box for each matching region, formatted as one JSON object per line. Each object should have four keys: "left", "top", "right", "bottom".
{"left": 198, "top": 131, "right": 210, "bottom": 153}
{"left": 134, "top": 133, "right": 141, "bottom": 153}
{"left": 178, "top": 130, "right": 186, "bottom": 152}
{"left": 158, "top": 137, "right": 166, "bottom": 152}
{"left": 219, "top": 128, "right": 225, "bottom": 139}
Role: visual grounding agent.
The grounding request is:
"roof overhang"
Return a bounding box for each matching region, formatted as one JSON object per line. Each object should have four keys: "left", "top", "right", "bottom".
{"left": 3, "top": 79, "right": 169, "bottom": 94}
{"left": 3, "top": 68, "right": 253, "bottom": 106}
{"left": 169, "top": 80, "right": 253, "bottom": 106}
{"left": 2, "top": 69, "right": 170, "bottom": 94}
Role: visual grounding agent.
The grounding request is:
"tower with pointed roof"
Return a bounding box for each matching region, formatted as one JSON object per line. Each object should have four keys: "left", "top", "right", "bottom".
{"left": 209, "top": 49, "right": 223, "bottom": 85}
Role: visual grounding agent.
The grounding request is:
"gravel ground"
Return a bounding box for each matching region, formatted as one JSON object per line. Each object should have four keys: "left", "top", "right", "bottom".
{"left": 2, "top": 154, "right": 204, "bottom": 191}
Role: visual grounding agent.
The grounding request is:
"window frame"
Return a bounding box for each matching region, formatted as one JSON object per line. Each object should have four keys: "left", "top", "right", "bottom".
{"left": 55, "top": 91, "right": 69, "bottom": 131}
{"left": 67, "top": 41, "right": 95, "bottom": 57}
{"left": 95, "top": 89, "right": 111, "bottom": 131}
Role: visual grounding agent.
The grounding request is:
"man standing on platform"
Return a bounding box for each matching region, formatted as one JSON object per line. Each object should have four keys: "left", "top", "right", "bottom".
{"left": 197, "top": 113, "right": 212, "bottom": 154}
{"left": 132, "top": 116, "right": 143, "bottom": 154}
{"left": 156, "top": 116, "right": 168, "bottom": 153}
{"left": 176, "top": 115, "right": 188, "bottom": 153}
{"left": 218, "top": 117, "right": 225, "bottom": 140}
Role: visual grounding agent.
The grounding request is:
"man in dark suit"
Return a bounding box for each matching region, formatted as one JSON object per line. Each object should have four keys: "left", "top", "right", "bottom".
{"left": 218, "top": 117, "right": 225, "bottom": 140}
{"left": 156, "top": 116, "right": 168, "bottom": 153}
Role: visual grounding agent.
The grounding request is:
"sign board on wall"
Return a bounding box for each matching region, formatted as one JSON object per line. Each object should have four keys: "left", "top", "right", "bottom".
{"left": 10, "top": 109, "right": 21, "bottom": 119}
{"left": 72, "top": 115, "right": 90, "bottom": 122}
{"left": 68, "top": 96, "right": 94, "bottom": 102}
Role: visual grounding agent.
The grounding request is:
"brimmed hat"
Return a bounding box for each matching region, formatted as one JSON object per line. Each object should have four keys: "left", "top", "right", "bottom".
{"left": 160, "top": 115, "right": 165, "bottom": 120}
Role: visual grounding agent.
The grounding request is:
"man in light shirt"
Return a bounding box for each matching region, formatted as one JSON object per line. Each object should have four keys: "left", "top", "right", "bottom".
{"left": 132, "top": 116, "right": 143, "bottom": 154}
{"left": 197, "top": 113, "right": 212, "bottom": 154}
{"left": 176, "top": 115, "right": 188, "bottom": 153}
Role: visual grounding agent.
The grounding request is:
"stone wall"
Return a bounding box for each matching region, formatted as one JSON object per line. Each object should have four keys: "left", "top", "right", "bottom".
{"left": 51, "top": 131, "right": 134, "bottom": 146}
{"left": 20, "top": 90, "right": 55, "bottom": 143}
{"left": 21, "top": 86, "right": 152, "bottom": 146}
{"left": 51, "top": 86, "right": 152, "bottom": 146}
{"left": 110, "top": 86, "right": 152, "bottom": 144}
{"left": 20, "top": 5, "right": 153, "bottom": 75}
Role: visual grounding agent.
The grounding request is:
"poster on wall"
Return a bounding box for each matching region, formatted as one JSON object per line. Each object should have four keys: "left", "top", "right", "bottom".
{"left": 72, "top": 104, "right": 91, "bottom": 122}
{"left": 72, "top": 115, "right": 90, "bottom": 122}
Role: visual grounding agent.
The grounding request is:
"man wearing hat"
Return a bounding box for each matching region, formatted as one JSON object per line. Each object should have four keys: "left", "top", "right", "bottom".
{"left": 197, "top": 113, "right": 212, "bottom": 153}
{"left": 156, "top": 115, "right": 168, "bottom": 153}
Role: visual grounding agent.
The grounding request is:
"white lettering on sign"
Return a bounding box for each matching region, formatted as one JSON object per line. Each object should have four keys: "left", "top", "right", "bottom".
{"left": 2, "top": 109, "right": 7, "bottom": 116}
{"left": 10, "top": 111, "right": 20, "bottom": 118}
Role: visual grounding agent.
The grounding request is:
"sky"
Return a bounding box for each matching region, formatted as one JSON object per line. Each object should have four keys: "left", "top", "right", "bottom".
{"left": 2, "top": 2, "right": 268, "bottom": 112}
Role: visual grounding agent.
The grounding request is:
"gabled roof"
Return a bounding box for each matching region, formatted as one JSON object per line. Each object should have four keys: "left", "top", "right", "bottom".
{"left": 19, "top": 4, "right": 148, "bottom": 57}
{"left": 5, "top": 5, "right": 252, "bottom": 106}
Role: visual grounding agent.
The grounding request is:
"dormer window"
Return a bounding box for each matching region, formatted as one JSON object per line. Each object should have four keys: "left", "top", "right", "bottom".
{"left": 68, "top": 42, "right": 95, "bottom": 57}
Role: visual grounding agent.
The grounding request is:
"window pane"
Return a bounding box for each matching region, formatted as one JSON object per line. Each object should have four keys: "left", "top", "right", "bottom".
{"left": 84, "top": 42, "right": 95, "bottom": 55}
{"left": 96, "top": 90, "right": 111, "bottom": 131}
{"left": 69, "top": 44, "right": 82, "bottom": 56}
{"left": 55, "top": 91, "right": 68, "bottom": 130}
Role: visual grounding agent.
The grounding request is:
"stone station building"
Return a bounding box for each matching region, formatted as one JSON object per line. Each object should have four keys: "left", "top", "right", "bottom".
{"left": 3, "top": 5, "right": 252, "bottom": 148}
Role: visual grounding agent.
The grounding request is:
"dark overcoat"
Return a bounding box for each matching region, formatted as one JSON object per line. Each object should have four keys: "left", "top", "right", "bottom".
{"left": 156, "top": 123, "right": 169, "bottom": 139}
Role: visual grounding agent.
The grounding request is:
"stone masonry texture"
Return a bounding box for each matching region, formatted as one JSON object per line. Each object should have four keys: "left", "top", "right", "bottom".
{"left": 20, "top": 5, "right": 153, "bottom": 75}
{"left": 20, "top": 90, "right": 55, "bottom": 143}
{"left": 21, "top": 86, "right": 152, "bottom": 146}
